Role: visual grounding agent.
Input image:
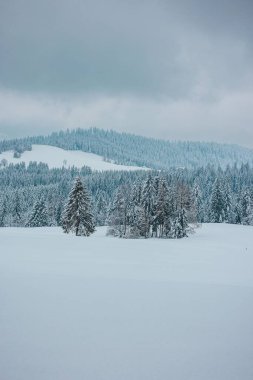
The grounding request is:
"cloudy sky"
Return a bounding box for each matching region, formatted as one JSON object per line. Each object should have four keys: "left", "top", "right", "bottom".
{"left": 0, "top": 0, "right": 253, "bottom": 146}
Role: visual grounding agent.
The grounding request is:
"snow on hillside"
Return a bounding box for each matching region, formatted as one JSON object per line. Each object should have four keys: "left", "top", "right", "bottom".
{"left": 1, "top": 223, "right": 253, "bottom": 380}
{"left": 0, "top": 144, "right": 149, "bottom": 171}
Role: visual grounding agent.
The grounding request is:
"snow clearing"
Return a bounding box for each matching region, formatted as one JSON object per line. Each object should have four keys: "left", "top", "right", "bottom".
{"left": 0, "top": 144, "right": 150, "bottom": 171}
{"left": 0, "top": 223, "right": 253, "bottom": 380}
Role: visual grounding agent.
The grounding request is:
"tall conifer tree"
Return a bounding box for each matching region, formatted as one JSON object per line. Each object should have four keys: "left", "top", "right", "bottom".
{"left": 61, "top": 177, "right": 95, "bottom": 236}
{"left": 210, "top": 178, "right": 225, "bottom": 223}
{"left": 26, "top": 199, "right": 48, "bottom": 227}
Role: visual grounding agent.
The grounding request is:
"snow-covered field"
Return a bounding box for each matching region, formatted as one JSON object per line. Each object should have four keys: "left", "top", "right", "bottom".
{"left": 0, "top": 144, "right": 149, "bottom": 171}
{"left": 1, "top": 224, "right": 253, "bottom": 380}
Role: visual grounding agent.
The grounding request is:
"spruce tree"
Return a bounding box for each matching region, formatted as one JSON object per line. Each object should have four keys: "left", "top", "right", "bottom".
{"left": 192, "top": 184, "right": 203, "bottom": 223}
{"left": 233, "top": 196, "right": 242, "bottom": 224}
{"left": 155, "top": 178, "right": 170, "bottom": 237}
{"left": 12, "top": 191, "right": 22, "bottom": 226}
{"left": 61, "top": 177, "right": 95, "bottom": 236}
{"left": 26, "top": 199, "right": 48, "bottom": 227}
{"left": 240, "top": 189, "right": 253, "bottom": 225}
{"left": 210, "top": 178, "right": 225, "bottom": 223}
{"left": 107, "top": 185, "right": 130, "bottom": 237}
{"left": 138, "top": 206, "right": 150, "bottom": 238}
{"left": 141, "top": 174, "right": 155, "bottom": 238}
{"left": 223, "top": 181, "right": 232, "bottom": 222}
{"left": 95, "top": 191, "right": 108, "bottom": 226}
{"left": 126, "top": 183, "right": 142, "bottom": 238}
{"left": 173, "top": 209, "right": 188, "bottom": 238}
{"left": 0, "top": 197, "right": 7, "bottom": 227}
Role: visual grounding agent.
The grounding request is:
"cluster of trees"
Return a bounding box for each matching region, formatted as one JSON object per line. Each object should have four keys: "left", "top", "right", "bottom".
{"left": 107, "top": 173, "right": 253, "bottom": 239}
{"left": 0, "top": 162, "right": 253, "bottom": 232}
{"left": 107, "top": 175, "right": 191, "bottom": 239}
{"left": 210, "top": 178, "right": 253, "bottom": 225}
{"left": 1, "top": 128, "right": 253, "bottom": 169}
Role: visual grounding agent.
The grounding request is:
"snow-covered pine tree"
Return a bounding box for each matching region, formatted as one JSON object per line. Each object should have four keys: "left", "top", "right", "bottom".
{"left": 26, "top": 199, "right": 48, "bottom": 227}
{"left": 151, "top": 176, "right": 161, "bottom": 237}
{"left": 210, "top": 178, "right": 225, "bottom": 223}
{"left": 223, "top": 181, "right": 232, "bottom": 223}
{"left": 55, "top": 200, "right": 64, "bottom": 226}
{"left": 138, "top": 206, "right": 150, "bottom": 238}
{"left": 107, "top": 185, "right": 130, "bottom": 237}
{"left": 172, "top": 208, "right": 188, "bottom": 238}
{"left": 61, "top": 177, "right": 95, "bottom": 236}
{"left": 46, "top": 191, "right": 57, "bottom": 226}
{"left": 126, "top": 182, "right": 142, "bottom": 238}
{"left": 95, "top": 191, "right": 108, "bottom": 226}
{"left": 12, "top": 191, "right": 22, "bottom": 226}
{"left": 0, "top": 196, "right": 7, "bottom": 227}
{"left": 191, "top": 184, "right": 203, "bottom": 224}
{"left": 155, "top": 178, "right": 170, "bottom": 237}
{"left": 240, "top": 189, "right": 253, "bottom": 225}
{"left": 141, "top": 174, "right": 155, "bottom": 238}
{"left": 232, "top": 195, "right": 242, "bottom": 224}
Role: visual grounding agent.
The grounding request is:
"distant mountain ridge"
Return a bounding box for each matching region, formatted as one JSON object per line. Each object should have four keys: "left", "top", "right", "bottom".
{"left": 0, "top": 128, "right": 253, "bottom": 169}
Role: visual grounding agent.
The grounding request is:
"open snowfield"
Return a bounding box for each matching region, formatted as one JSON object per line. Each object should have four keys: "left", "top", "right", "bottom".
{"left": 0, "top": 144, "right": 149, "bottom": 171}
{"left": 1, "top": 223, "right": 253, "bottom": 380}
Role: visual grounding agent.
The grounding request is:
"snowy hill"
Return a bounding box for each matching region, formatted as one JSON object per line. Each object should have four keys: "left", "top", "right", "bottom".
{"left": 1, "top": 223, "right": 253, "bottom": 380}
{"left": 0, "top": 144, "right": 149, "bottom": 171}
{"left": 1, "top": 128, "right": 253, "bottom": 169}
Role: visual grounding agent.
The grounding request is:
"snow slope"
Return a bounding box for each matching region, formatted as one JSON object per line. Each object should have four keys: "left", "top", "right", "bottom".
{"left": 0, "top": 144, "right": 149, "bottom": 171}
{"left": 0, "top": 224, "right": 253, "bottom": 380}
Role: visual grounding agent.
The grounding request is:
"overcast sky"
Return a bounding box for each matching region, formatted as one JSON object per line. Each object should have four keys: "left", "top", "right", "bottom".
{"left": 0, "top": 0, "right": 253, "bottom": 146}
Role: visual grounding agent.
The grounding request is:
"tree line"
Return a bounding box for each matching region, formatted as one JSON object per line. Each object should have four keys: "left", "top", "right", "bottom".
{"left": 0, "top": 162, "right": 253, "bottom": 231}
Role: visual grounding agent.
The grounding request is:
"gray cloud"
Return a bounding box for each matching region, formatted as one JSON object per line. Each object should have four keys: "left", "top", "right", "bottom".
{"left": 0, "top": 0, "right": 253, "bottom": 146}
{"left": 0, "top": 0, "right": 190, "bottom": 96}
{"left": 1, "top": 89, "right": 253, "bottom": 148}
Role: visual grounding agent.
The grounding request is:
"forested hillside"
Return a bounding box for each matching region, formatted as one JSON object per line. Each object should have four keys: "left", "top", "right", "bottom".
{"left": 1, "top": 128, "right": 253, "bottom": 169}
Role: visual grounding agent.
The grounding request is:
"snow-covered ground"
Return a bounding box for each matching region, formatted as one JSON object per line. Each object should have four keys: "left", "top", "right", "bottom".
{"left": 0, "top": 144, "right": 149, "bottom": 171}
{"left": 0, "top": 223, "right": 253, "bottom": 380}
